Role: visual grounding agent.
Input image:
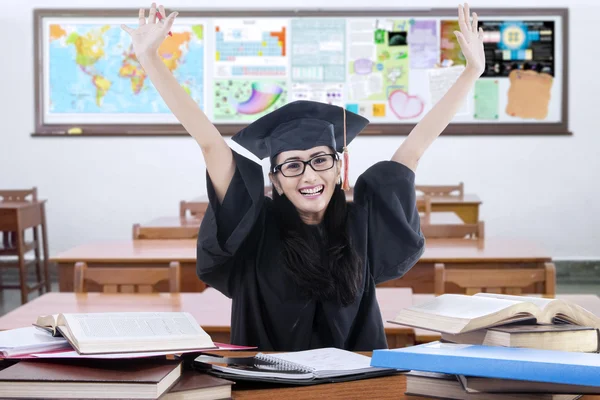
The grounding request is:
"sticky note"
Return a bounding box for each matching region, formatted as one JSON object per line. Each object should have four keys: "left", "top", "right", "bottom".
{"left": 373, "top": 104, "right": 386, "bottom": 117}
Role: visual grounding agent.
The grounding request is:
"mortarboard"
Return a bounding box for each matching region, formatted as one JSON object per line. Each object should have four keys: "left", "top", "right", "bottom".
{"left": 232, "top": 100, "right": 370, "bottom": 190}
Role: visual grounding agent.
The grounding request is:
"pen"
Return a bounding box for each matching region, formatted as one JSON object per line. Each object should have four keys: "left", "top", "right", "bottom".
{"left": 156, "top": 10, "right": 173, "bottom": 37}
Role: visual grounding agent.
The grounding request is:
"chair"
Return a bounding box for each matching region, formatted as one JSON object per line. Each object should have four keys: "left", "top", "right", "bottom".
{"left": 434, "top": 262, "right": 556, "bottom": 297}
{"left": 180, "top": 200, "right": 208, "bottom": 219}
{"left": 73, "top": 261, "right": 181, "bottom": 293}
{"left": 0, "top": 187, "right": 50, "bottom": 303}
{"left": 421, "top": 221, "right": 485, "bottom": 239}
{"left": 132, "top": 223, "right": 198, "bottom": 240}
{"left": 416, "top": 182, "right": 464, "bottom": 197}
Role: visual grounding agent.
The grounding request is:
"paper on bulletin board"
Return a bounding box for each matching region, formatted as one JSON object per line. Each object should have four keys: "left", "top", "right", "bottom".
{"left": 428, "top": 65, "right": 469, "bottom": 115}
{"left": 409, "top": 20, "right": 438, "bottom": 69}
{"left": 290, "top": 83, "right": 344, "bottom": 107}
{"left": 348, "top": 18, "right": 410, "bottom": 105}
{"left": 474, "top": 79, "right": 499, "bottom": 120}
{"left": 506, "top": 70, "right": 553, "bottom": 120}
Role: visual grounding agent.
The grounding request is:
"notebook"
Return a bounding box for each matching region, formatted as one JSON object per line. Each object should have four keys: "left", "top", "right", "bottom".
{"left": 196, "top": 347, "right": 396, "bottom": 384}
{"left": 0, "top": 327, "right": 71, "bottom": 357}
{"left": 371, "top": 341, "right": 600, "bottom": 387}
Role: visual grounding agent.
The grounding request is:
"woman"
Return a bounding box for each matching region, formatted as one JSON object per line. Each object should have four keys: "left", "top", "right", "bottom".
{"left": 122, "top": 3, "right": 485, "bottom": 351}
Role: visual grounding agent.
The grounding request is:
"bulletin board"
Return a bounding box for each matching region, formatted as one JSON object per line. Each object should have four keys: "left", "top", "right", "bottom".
{"left": 32, "top": 8, "right": 569, "bottom": 137}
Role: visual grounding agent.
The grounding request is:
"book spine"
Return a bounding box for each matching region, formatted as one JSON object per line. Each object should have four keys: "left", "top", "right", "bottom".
{"left": 255, "top": 354, "right": 314, "bottom": 373}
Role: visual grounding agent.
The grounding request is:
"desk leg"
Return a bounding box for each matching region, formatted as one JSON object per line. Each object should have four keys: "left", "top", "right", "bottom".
{"left": 32, "top": 225, "right": 43, "bottom": 295}
{"left": 40, "top": 203, "right": 51, "bottom": 292}
{"left": 16, "top": 228, "right": 28, "bottom": 304}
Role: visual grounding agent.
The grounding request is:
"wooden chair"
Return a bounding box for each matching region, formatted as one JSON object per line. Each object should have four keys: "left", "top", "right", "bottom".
{"left": 180, "top": 200, "right": 208, "bottom": 219}
{"left": 0, "top": 187, "right": 49, "bottom": 303}
{"left": 132, "top": 223, "right": 198, "bottom": 240}
{"left": 416, "top": 182, "right": 464, "bottom": 197}
{"left": 421, "top": 221, "right": 485, "bottom": 239}
{"left": 434, "top": 262, "right": 556, "bottom": 297}
{"left": 73, "top": 261, "right": 181, "bottom": 293}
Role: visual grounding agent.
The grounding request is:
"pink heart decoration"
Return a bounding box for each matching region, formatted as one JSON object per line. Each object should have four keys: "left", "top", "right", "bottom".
{"left": 388, "top": 90, "right": 425, "bottom": 119}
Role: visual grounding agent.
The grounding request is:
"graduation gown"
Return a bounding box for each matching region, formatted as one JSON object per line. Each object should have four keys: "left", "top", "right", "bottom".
{"left": 197, "top": 151, "right": 425, "bottom": 351}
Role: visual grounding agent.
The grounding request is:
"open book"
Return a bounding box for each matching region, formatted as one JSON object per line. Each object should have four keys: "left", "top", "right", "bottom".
{"left": 389, "top": 293, "right": 600, "bottom": 334}
{"left": 33, "top": 312, "right": 215, "bottom": 355}
{"left": 196, "top": 347, "right": 395, "bottom": 383}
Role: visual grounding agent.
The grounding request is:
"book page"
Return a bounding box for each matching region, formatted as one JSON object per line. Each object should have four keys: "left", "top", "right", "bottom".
{"left": 61, "top": 312, "right": 211, "bottom": 343}
{"left": 474, "top": 293, "right": 555, "bottom": 310}
{"left": 409, "top": 294, "right": 533, "bottom": 319}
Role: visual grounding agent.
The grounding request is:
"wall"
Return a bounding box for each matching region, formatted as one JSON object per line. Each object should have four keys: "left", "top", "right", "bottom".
{"left": 1, "top": 0, "right": 599, "bottom": 258}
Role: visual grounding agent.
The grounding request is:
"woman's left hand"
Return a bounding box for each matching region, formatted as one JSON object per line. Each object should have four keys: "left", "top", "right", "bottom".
{"left": 454, "top": 3, "right": 486, "bottom": 76}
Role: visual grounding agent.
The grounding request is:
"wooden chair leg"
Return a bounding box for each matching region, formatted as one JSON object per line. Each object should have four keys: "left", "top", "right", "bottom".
{"left": 16, "top": 229, "right": 28, "bottom": 304}
{"left": 544, "top": 262, "right": 556, "bottom": 298}
{"left": 434, "top": 263, "right": 446, "bottom": 296}
{"left": 33, "top": 226, "right": 44, "bottom": 295}
{"left": 41, "top": 204, "right": 51, "bottom": 292}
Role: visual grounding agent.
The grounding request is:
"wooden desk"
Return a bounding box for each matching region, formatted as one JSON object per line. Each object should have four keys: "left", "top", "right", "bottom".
{"left": 389, "top": 237, "right": 554, "bottom": 293}
{"left": 52, "top": 237, "right": 551, "bottom": 294}
{"left": 141, "top": 211, "right": 462, "bottom": 233}
{"left": 51, "top": 240, "right": 201, "bottom": 292}
{"left": 190, "top": 194, "right": 481, "bottom": 223}
{"left": 0, "top": 201, "right": 51, "bottom": 303}
{"left": 416, "top": 194, "right": 481, "bottom": 223}
{"left": 0, "top": 288, "right": 416, "bottom": 348}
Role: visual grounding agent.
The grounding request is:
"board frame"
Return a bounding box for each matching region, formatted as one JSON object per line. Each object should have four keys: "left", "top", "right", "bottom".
{"left": 32, "top": 7, "right": 570, "bottom": 137}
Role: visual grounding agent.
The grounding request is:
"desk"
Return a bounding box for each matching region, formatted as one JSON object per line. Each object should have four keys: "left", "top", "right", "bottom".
{"left": 0, "top": 201, "right": 50, "bottom": 303}
{"left": 52, "top": 237, "right": 552, "bottom": 294}
{"left": 190, "top": 193, "right": 481, "bottom": 223}
{"left": 0, "top": 288, "right": 416, "bottom": 348}
{"left": 384, "top": 237, "right": 554, "bottom": 293}
{"left": 141, "top": 211, "right": 463, "bottom": 235}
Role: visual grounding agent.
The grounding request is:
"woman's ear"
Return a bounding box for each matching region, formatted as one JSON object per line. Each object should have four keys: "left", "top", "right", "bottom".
{"left": 268, "top": 172, "right": 283, "bottom": 195}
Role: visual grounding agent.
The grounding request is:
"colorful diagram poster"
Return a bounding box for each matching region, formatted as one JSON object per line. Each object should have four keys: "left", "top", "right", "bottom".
{"left": 213, "top": 19, "right": 287, "bottom": 78}
{"left": 212, "top": 79, "right": 287, "bottom": 120}
{"left": 212, "top": 19, "right": 288, "bottom": 121}
{"left": 291, "top": 18, "right": 346, "bottom": 82}
{"left": 46, "top": 19, "right": 205, "bottom": 124}
{"left": 479, "top": 21, "right": 555, "bottom": 77}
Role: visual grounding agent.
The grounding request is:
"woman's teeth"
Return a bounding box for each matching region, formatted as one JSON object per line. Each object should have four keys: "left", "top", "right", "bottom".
{"left": 299, "top": 185, "right": 324, "bottom": 195}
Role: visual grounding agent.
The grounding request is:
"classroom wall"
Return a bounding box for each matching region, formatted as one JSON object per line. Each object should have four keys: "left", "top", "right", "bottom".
{"left": 1, "top": 0, "right": 599, "bottom": 259}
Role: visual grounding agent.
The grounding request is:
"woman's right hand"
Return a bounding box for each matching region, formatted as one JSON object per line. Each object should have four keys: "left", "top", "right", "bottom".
{"left": 121, "top": 3, "right": 178, "bottom": 60}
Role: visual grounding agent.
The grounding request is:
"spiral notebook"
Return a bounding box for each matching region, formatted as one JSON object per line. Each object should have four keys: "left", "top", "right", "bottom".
{"left": 195, "top": 347, "right": 394, "bottom": 383}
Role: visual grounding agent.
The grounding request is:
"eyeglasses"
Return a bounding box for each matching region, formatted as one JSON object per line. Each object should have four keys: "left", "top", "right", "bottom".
{"left": 273, "top": 154, "right": 337, "bottom": 177}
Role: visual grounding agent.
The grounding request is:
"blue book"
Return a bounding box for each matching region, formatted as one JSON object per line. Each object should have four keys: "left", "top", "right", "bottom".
{"left": 371, "top": 342, "right": 600, "bottom": 387}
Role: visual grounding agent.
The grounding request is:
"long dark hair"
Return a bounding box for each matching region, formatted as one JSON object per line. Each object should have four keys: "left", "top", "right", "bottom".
{"left": 270, "top": 164, "right": 363, "bottom": 306}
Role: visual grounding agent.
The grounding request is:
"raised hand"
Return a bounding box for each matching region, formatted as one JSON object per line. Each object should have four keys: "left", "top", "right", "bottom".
{"left": 454, "top": 3, "right": 485, "bottom": 76}
{"left": 121, "top": 3, "right": 178, "bottom": 59}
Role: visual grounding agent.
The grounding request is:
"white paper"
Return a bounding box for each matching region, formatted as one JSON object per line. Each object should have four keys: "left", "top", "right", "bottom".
{"left": 428, "top": 66, "right": 470, "bottom": 115}
{"left": 0, "top": 327, "right": 70, "bottom": 356}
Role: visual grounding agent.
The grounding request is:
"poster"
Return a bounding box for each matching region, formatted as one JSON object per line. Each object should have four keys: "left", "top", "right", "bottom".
{"left": 474, "top": 79, "right": 499, "bottom": 120}
{"left": 409, "top": 20, "right": 438, "bottom": 69}
{"left": 291, "top": 18, "right": 346, "bottom": 82}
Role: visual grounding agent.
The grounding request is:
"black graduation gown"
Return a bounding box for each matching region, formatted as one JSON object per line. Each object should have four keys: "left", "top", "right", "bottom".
{"left": 196, "top": 151, "right": 425, "bottom": 351}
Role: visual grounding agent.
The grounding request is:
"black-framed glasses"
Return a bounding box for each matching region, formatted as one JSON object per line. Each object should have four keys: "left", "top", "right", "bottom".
{"left": 273, "top": 154, "right": 337, "bottom": 177}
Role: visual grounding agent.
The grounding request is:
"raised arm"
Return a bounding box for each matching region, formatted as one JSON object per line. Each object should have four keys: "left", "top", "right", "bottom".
{"left": 122, "top": 3, "right": 234, "bottom": 202}
{"left": 392, "top": 3, "right": 485, "bottom": 172}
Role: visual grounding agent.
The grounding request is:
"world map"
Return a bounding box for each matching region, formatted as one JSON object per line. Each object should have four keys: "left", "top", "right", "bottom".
{"left": 48, "top": 23, "right": 204, "bottom": 115}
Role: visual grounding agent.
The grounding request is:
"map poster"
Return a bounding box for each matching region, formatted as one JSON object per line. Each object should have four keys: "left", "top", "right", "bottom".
{"left": 44, "top": 17, "right": 206, "bottom": 125}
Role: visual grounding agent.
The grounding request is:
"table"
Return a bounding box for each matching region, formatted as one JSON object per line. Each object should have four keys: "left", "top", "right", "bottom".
{"left": 0, "top": 201, "right": 51, "bottom": 303}
{"left": 0, "top": 288, "right": 416, "bottom": 348}
{"left": 2, "top": 289, "right": 598, "bottom": 347}
{"left": 140, "top": 211, "right": 463, "bottom": 234}
{"left": 190, "top": 193, "right": 482, "bottom": 223}
{"left": 209, "top": 350, "right": 600, "bottom": 399}
{"left": 51, "top": 237, "right": 553, "bottom": 294}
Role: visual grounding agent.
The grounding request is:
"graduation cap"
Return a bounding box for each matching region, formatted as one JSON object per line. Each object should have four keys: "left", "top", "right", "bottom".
{"left": 232, "top": 100, "right": 370, "bottom": 190}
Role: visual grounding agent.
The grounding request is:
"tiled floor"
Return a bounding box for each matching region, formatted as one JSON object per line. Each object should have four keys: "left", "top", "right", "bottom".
{"left": 0, "top": 281, "right": 598, "bottom": 317}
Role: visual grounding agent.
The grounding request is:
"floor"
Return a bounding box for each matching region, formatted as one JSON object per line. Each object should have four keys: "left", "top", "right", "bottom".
{"left": 0, "top": 280, "right": 598, "bottom": 317}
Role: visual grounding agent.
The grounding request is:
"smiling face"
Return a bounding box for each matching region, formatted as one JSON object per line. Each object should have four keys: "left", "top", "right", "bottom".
{"left": 269, "top": 145, "right": 341, "bottom": 225}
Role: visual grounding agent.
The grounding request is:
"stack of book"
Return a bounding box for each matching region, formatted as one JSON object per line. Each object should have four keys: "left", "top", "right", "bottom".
{"left": 0, "top": 312, "right": 235, "bottom": 399}
{"left": 372, "top": 293, "right": 600, "bottom": 399}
